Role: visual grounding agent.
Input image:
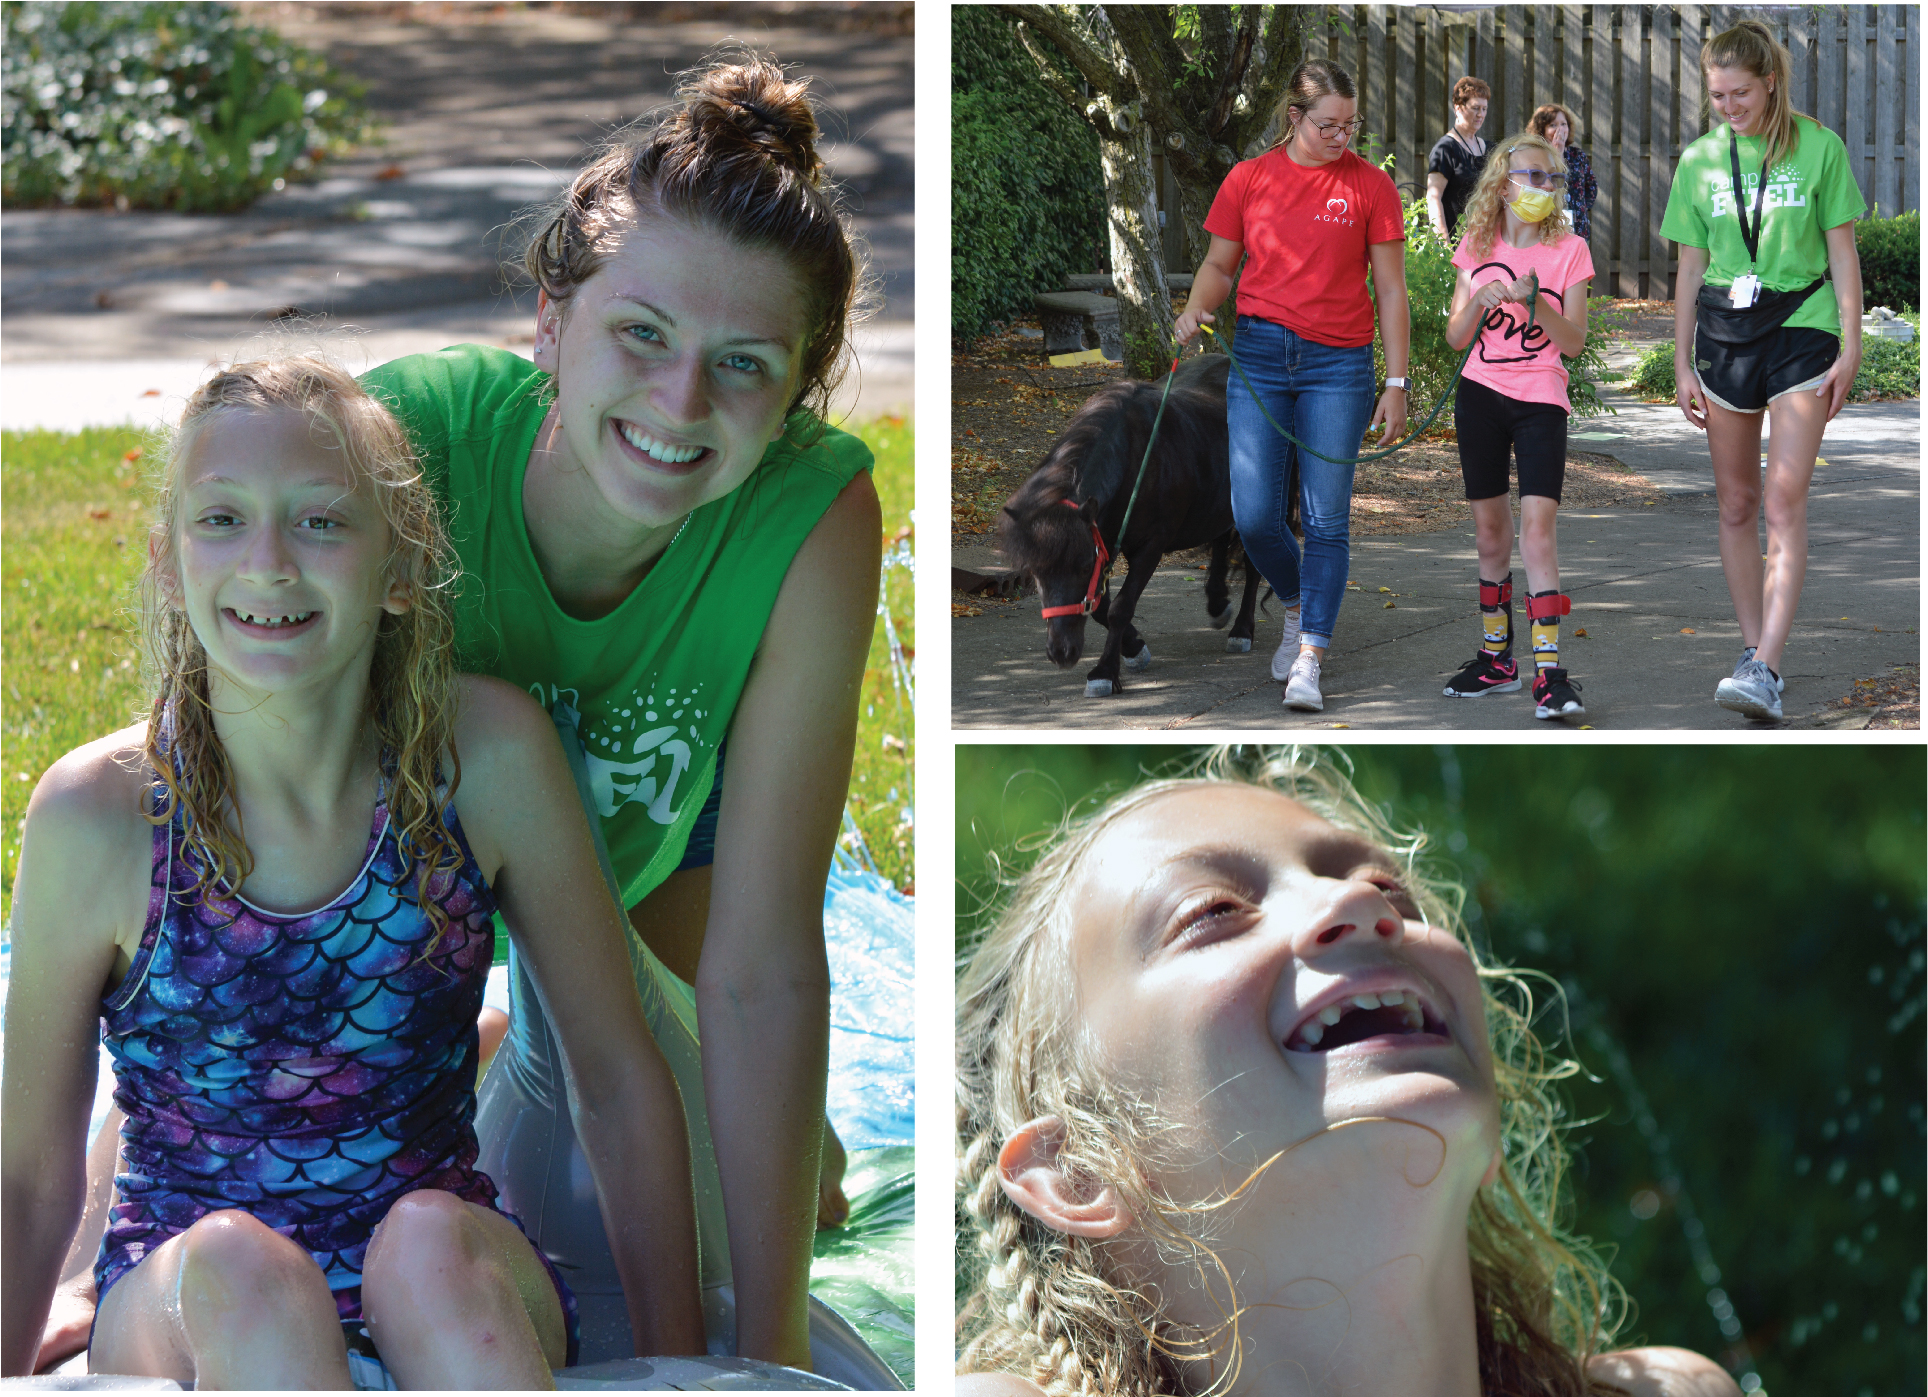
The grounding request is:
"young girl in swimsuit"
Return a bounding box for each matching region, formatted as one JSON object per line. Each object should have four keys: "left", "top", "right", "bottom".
{"left": 955, "top": 748, "right": 1739, "bottom": 1397}
{"left": 1, "top": 357, "right": 703, "bottom": 1387}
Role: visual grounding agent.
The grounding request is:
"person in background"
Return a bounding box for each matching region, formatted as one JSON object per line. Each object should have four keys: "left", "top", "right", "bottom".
{"left": 1426, "top": 76, "right": 1491, "bottom": 242}
{"left": 1528, "top": 102, "right": 1598, "bottom": 242}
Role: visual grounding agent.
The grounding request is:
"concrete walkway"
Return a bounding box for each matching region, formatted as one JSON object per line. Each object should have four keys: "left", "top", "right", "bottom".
{"left": 952, "top": 386, "right": 1919, "bottom": 730}
{"left": 1, "top": 6, "right": 912, "bottom": 429}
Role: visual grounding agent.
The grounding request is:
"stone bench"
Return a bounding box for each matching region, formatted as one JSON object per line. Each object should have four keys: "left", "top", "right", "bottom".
{"left": 1061, "top": 272, "right": 1195, "bottom": 296}
{"left": 1033, "top": 290, "right": 1122, "bottom": 360}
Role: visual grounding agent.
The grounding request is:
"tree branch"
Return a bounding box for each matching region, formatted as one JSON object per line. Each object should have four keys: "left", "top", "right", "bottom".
{"left": 1106, "top": 6, "right": 1209, "bottom": 160}
{"left": 1228, "top": 5, "right": 1307, "bottom": 157}
{"left": 998, "top": 4, "right": 1123, "bottom": 99}
{"left": 1206, "top": 14, "right": 1258, "bottom": 138}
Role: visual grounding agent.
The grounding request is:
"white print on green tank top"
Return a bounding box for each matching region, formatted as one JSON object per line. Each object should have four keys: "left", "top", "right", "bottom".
{"left": 536, "top": 682, "right": 710, "bottom": 825}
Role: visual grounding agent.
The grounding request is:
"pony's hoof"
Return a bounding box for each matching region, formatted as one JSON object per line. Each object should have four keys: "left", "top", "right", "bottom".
{"left": 1224, "top": 636, "right": 1253, "bottom": 653}
{"left": 1124, "top": 645, "right": 1153, "bottom": 672}
{"left": 1084, "top": 678, "right": 1116, "bottom": 698}
{"left": 1209, "top": 602, "right": 1234, "bottom": 630}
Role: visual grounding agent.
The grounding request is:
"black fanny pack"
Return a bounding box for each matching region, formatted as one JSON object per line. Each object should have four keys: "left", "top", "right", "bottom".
{"left": 1695, "top": 276, "right": 1828, "bottom": 347}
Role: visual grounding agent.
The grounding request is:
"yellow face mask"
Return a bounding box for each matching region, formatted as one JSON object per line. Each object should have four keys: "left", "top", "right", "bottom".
{"left": 1509, "top": 183, "right": 1559, "bottom": 224}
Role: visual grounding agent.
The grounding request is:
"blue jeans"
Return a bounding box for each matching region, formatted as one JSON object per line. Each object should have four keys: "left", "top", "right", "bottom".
{"left": 1225, "top": 316, "right": 1376, "bottom": 646}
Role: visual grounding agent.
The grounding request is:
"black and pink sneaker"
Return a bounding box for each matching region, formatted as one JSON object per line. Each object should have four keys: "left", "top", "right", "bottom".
{"left": 1442, "top": 648, "right": 1522, "bottom": 697}
{"left": 1533, "top": 666, "right": 1586, "bottom": 719}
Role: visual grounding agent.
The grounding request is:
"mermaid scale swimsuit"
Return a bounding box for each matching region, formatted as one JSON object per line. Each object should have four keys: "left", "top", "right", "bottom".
{"left": 95, "top": 775, "right": 579, "bottom": 1361}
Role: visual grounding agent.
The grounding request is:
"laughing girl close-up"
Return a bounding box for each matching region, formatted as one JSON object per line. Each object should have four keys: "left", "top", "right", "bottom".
{"left": 956, "top": 750, "right": 1742, "bottom": 1397}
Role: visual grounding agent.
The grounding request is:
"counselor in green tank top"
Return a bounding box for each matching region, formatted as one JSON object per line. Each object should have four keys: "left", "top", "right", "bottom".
{"left": 363, "top": 343, "right": 873, "bottom": 907}
{"left": 1659, "top": 114, "right": 1867, "bottom": 335}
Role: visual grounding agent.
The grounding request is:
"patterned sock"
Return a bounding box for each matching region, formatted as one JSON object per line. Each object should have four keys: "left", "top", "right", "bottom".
{"left": 1479, "top": 573, "right": 1513, "bottom": 655}
{"left": 1528, "top": 590, "right": 1570, "bottom": 671}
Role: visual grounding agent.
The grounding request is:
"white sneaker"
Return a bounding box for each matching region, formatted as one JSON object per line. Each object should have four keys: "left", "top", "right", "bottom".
{"left": 1283, "top": 650, "right": 1324, "bottom": 711}
{"left": 1269, "top": 606, "right": 1304, "bottom": 681}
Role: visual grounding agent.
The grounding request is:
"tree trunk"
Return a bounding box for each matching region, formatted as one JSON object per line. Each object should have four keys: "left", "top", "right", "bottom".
{"left": 1092, "top": 99, "right": 1168, "bottom": 378}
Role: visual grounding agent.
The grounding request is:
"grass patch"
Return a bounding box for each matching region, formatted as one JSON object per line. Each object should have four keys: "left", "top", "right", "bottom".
{"left": 1, "top": 419, "right": 914, "bottom": 921}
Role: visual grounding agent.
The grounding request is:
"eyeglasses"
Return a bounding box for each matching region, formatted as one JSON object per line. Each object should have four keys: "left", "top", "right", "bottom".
{"left": 1309, "top": 118, "right": 1366, "bottom": 138}
{"left": 1509, "top": 169, "right": 1568, "bottom": 190}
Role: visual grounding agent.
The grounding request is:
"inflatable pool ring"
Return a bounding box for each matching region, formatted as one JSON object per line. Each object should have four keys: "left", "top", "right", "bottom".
{"left": 471, "top": 714, "right": 903, "bottom": 1390}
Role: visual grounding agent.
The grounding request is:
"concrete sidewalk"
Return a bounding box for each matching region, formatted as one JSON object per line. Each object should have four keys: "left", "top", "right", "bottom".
{"left": 1, "top": 6, "right": 912, "bottom": 425}
{"left": 952, "top": 388, "right": 1919, "bottom": 730}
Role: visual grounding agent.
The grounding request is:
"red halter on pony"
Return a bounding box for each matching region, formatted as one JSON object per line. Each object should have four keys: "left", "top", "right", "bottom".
{"left": 1039, "top": 498, "right": 1109, "bottom": 619}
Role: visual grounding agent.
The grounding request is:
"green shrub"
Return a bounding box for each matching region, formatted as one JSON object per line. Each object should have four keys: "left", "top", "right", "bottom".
{"left": 1623, "top": 324, "right": 1919, "bottom": 403}
{"left": 3, "top": 0, "right": 372, "bottom": 212}
{"left": 1373, "top": 199, "right": 1617, "bottom": 424}
{"left": 1856, "top": 209, "right": 1919, "bottom": 314}
{"left": 951, "top": 8, "right": 1104, "bottom": 339}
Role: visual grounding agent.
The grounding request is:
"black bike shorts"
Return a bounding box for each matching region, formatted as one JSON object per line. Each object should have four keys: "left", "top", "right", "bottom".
{"left": 1455, "top": 375, "right": 1568, "bottom": 503}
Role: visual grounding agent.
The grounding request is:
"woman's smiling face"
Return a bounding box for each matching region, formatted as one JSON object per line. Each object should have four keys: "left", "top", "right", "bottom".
{"left": 1064, "top": 785, "right": 1499, "bottom": 1194}
{"left": 534, "top": 215, "right": 809, "bottom": 529}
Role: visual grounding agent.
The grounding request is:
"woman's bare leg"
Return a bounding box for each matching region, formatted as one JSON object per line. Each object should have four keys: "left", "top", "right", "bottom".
{"left": 90, "top": 1210, "right": 351, "bottom": 1390}
{"left": 1704, "top": 394, "right": 1768, "bottom": 647}
{"left": 361, "top": 1189, "right": 565, "bottom": 1390}
{"left": 1753, "top": 389, "right": 1829, "bottom": 673}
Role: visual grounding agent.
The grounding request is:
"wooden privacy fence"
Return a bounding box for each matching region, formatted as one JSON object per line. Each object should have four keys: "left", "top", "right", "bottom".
{"left": 1156, "top": 5, "right": 1919, "bottom": 300}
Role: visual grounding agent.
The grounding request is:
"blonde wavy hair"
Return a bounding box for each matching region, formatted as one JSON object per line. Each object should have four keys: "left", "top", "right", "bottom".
{"left": 140, "top": 355, "right": 465, "bottom": 950}
{"left": 956, "top": 746, "right": 1630, "bottom": 1397}
{"left": 1458, "top": 131, "right": 1575, "bottom": 261}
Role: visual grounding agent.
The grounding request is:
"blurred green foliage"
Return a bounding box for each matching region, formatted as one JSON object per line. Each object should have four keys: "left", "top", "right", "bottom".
{"left": 951, "top": 7, "right": 1105, "bottom": 339}
{"left": 2, "top": 0, "right": 372, "bottom": 211}
{"left": 956, "top": 744, "right": 1925, "bottom": 1396}
{"left": 1856, "top": 209, "right": 1919, "bottom": 315}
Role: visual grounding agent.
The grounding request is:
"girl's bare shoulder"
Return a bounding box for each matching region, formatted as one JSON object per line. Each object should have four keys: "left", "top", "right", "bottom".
{"left": 27, "top": 723, "right": 152, "bottom": 838}
{"left": 449, "top": 673, "right": 554, "bottom": 765}
{"left": 1589, "top": 1346, "right": 1744, "bottom": 1397}
{"left": 954, "top": 1374, "right": 1048, "bottom": 1397}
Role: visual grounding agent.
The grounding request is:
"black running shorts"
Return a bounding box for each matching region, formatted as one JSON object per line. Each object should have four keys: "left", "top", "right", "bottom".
{"left": 1692, "top": 321, "right": 1839, "bottom": 414}
{"left": 1454, "top": 375, "right": 1569, "bottom": 503}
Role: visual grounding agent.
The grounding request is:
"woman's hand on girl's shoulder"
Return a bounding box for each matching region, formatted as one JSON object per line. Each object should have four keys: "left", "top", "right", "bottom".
{"left": 1588, "top": 1346, "right": 1743, "bottom": 1397}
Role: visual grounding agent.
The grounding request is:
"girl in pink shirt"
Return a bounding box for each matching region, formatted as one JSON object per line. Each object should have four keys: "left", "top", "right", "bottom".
{"left": 1440, "top": 132, "right": 1595, "bottom": 720}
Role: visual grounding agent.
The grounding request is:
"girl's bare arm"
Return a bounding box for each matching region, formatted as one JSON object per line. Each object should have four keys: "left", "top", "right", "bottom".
{"left": 2, "top": 735, "right": 147, "bottom": 1375}
{"left": 453, "top": 677, "right": 706, "bottom": 1359}
{"left": 700, "top": 472, "right": 880, "bottom": 1368}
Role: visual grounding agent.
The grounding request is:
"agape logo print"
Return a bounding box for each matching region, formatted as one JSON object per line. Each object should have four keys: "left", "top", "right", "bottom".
{"left": 1315, "top": 194, "right": 1357, "bottom": 227}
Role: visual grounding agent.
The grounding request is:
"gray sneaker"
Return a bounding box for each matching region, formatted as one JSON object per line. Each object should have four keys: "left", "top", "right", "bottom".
{"left": 1734, "top": 646, "right": 1785, "bottom": 693}
{"left": 1283, "top": 650, "right": 1324, "bottom": 711}
{"left": 1269, "top": 606, "right": 1304, "bottom": 681}
{"left": 1716, "top": 656, "right": 1783, "bottom": 719}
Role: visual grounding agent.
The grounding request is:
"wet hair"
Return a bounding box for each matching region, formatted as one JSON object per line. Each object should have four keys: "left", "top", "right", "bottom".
{"left": 141, "top": 354, "right": 464, "bottom": 950}
{"left": 1459, "top": 131, "right": 1575, "bottom": 259}
{"left": 1701, "top": 19, "right": 1805, "bottom": 173}
{"left": 1453, "top": 75, "right": 1493, "bottom": 109}
{"left": 1529, "top": 103, "right": 1579, "bottom": 146}
{"left": 1274, "top": 58, "right": 1357, "bottom": 146}
{"left": 523, "top": 53, "right": 868, "bottom": 427}
{"left": 956, "top": 747, "right": 1629, "bottom": 1397}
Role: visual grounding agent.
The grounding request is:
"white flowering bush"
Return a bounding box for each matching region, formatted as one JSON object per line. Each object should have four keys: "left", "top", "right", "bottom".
{"left": 3, "top": 1, "right": 372, "bottom": 212}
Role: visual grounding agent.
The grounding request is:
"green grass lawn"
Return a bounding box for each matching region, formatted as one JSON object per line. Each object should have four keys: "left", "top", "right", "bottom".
{"left": 1, "top": 419, "right": 914, "bottom": 922}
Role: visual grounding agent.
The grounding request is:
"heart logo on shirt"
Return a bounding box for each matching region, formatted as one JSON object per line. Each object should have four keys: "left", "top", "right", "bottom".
{"left": 1326, "top": 197, "right": 1349, "bottom": 217}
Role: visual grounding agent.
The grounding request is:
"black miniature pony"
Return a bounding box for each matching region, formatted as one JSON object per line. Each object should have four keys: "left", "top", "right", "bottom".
{"left": 999, "top": 354, "right": 1262, "bottom": 697}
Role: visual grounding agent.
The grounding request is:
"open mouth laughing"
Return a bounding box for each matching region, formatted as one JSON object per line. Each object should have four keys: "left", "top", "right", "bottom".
{"left": 225, "top": 608, "right": 318, "bottom": 636}
{"left": 1285, "top": 987, "right": 1450, "bottom": 1054}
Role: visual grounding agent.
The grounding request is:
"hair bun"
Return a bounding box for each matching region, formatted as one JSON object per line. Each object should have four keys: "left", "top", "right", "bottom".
{"left": 682, "top": 58, "right": 824, "bottom": 181}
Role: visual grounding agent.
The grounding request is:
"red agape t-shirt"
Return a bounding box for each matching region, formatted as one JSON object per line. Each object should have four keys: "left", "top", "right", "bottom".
{"left": 1204, "top": 146, "right": 1406, "bottom": 348}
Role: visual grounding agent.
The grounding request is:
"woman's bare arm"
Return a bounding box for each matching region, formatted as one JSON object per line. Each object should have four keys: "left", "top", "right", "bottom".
{"left": 1426, "top": 171, "right": 1451, "bottom": 241}
{"left": 699, "top": 472, "right": 881, "bottom": 1367}
{"left": 2, "top": 736, "right": 147, "bottom": 1375}
{"left": 1173, "top": 234, "right": 1244, "bottom": 345}
{"left": 1815, "top": 220, "right": 1864, "bottom": 420}
{"left": 1366, "top": 239, "right": 1411, "bottom": 442}
{"left": 1672, "top": 243, "right": 1711, "bottom": 429}
{"left": 454, "top": 677, "right": 705, "bottom": 1358}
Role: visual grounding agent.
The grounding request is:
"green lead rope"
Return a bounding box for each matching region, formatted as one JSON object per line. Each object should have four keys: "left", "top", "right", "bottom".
{"left": 1201, "top": 267, "right": 1539, "bottom": 466}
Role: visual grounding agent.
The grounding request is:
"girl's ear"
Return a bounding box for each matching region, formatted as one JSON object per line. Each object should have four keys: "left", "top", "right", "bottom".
{"left": 998, "top": 1117, "right": 1132, "bottom": 1238}
{"left": 381, "top": 572, "right": 413, "bottom": 617}
{"left": 148, "top": 529, "right": 183, "bottom": 611}
{"left": 1481, "top": 1145, "right": 1503, "bottom": 1188}
{"left": 533, "top": 290, "right": 564, "bottom": 374}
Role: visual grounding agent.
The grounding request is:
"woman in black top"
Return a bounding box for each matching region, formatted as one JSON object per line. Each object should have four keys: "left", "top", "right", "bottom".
{"left": 1426, "top": 76, "right": 1490, "bottom": 242}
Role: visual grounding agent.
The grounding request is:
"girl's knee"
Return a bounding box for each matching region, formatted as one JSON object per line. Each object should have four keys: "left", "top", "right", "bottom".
{"left": 365, "top": 1189, "right": 488, "bottom": 1277}
{"left": 176, "top": 1212, "right": 331, "bottom": 1324}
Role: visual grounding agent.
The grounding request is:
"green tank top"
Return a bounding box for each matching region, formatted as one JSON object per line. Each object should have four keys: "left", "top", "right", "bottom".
{"left": 363, "top": 344, "right": 872, "bottom": 906}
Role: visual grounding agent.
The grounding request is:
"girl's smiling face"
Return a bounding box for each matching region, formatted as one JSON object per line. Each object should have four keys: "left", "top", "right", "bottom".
{"left": 1063, "top": 785, "right": 1499, "bottom": 1196}
{"left": 533, "top": 216, "right": 809, "bottom": 530}
{"left": 1707, "top": 64, "right": 1772, "bottom": 137}
{"left": 171, "top": 406, "right": 405, "bottom": 697}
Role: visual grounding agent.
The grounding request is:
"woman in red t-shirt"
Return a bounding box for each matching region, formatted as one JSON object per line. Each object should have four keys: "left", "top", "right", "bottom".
{"left": 1175, "top": 59, "right": 1410, "bottom": 714}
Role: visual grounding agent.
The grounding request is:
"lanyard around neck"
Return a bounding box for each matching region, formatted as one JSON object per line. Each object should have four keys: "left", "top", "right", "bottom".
{"left": 1728, "top": 130, "right": 1765, "bottom": 267}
